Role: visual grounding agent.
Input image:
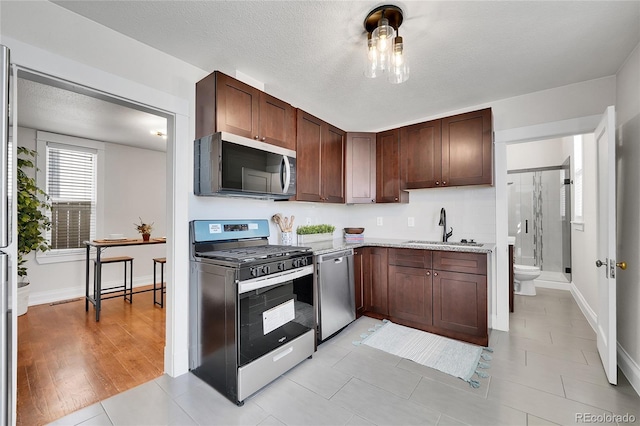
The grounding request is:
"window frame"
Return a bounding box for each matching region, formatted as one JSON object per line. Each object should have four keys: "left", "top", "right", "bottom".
{"left": 35, "top": 131, "right": 105, "bottom": 264}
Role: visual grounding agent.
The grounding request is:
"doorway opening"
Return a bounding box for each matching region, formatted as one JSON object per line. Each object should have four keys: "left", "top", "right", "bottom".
{"left": 507, "top": 164, "right": 572, "bottom": 283}
{"left": 14, "top": 68, "right": 174, "bottom": 424}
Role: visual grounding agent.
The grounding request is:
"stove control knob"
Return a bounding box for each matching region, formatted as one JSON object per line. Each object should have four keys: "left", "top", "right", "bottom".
{"left": 262, "top": 265, "right": 270, "bottom": 275}
{"left": 277, "top": 262, "right": 285, "bottom": 271}
{"left": 250, "top": 267, "right": 259, "bottom": 277}
{"left": 301, "top": 258, "right": 307, "bottom": 266}
{"left": 293, "top": 259, "right": 300, "bottom": 268}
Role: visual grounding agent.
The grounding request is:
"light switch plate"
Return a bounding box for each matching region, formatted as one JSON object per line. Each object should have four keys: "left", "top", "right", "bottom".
{"left": 408, "top": 217, "right": 415, "bottom": 227}
{"left": 376, "top": 217, "right": 383, "bottom": 226}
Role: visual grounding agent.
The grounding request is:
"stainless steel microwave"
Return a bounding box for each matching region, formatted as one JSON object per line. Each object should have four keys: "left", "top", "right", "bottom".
{"left": 194, "top": 132, "right": 296, "bottom": 199}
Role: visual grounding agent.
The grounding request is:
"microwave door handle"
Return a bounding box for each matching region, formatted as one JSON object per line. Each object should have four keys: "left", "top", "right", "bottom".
{"left": 280, "top": 156, "right": 291, "bottom": 194}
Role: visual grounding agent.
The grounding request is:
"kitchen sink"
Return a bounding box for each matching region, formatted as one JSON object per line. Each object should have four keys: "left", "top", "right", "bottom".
{"left": 404, "top": 240, "right": 484, "bottom": 247}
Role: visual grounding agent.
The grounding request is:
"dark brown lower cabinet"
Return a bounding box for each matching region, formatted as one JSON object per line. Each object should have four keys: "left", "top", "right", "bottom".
{"left": 354, "top": 248, "right": 365, "bottom": 318}
{"left": 432, "top": 270, "right": 487, "bottom": 345}
{"left": 360, "top": 247, "right": 488, "bottom": 346}
{"left": 363, "top": 247, "right": 388, "bottom": 316}
{"left": 388, "top": 265, "right": 433, "bottom": 327}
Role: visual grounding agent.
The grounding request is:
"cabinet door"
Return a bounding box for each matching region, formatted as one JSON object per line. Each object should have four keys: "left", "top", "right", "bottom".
{"left": 296, "top": 110, "right": 323, "bottom": 202}
{"left": 322, "top": 124, "right": 345, "bottom": 203}
{"left": 400, "top": 120, "right": 442, "bottom": 189}
{"left": 214, "top": 72, "right": 260, "bottom": 140}
{"left": 433, "top": 270, "right": 487, "bottom": 339}
{"left": 354, "top": 248, "right": 365, "bottom": 318}
{"left": 441, "top": 108, "right": 492, "bottom": 187}
{"left": 364, "top": 247, "right": 388, "bottom": 315}
{"left": 259, "top": 93, "right": 296, "bottom": 150}
{"left": 388, "top": 265, "right": 433, "bottom": 326}
{"left": 376, "top": 129, "right": 408, "bottom": 203}
{"left": 346, "top": 133, "right": 376, "bottom": 204}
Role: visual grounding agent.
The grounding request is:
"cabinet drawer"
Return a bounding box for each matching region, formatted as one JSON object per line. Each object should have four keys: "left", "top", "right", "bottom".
{"left": 433, "top": 251, "right": 486, "bottom": 275}
{"left": 388, "top": 248, "right": 432, "bottom": 268}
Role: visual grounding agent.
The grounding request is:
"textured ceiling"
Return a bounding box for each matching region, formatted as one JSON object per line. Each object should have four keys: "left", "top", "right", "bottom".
{"left": 12, "top": 1, "right": 640, "bottom": 145}
{"left": 17, "top": 78, "right": 168, "bottom": 152}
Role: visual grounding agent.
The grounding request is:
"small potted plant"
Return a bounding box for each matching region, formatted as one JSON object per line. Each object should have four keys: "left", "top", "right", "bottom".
{"left": 17, "top": 147, "right": 52, "bottom": 315}
{"left": 296, "top": 224, "right": 336, "bottom": 244}
{"left": 134, "top": 218, "right": 154, "bottom": 241}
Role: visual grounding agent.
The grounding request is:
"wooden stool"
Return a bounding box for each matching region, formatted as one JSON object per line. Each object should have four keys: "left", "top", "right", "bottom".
{"left": 153, "top": 257, "right": 166, "bottom": 307}
{"left": 93, "top": 256, "right": 134, "bottom": 305}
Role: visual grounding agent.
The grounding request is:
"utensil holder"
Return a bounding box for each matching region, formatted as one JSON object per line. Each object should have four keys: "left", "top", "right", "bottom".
{"left": 280, "top": 231, "right": 293, "bottom": 246}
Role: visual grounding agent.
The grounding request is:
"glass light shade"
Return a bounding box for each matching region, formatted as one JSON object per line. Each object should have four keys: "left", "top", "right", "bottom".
{"left": 372, "top": 18, "right": 395, "bottom": 53}
{"left": 364, "top": 35, "right": 378, "bottom": 78}
{"left": 388, "top": 36, "right": 409, "bottom": 84}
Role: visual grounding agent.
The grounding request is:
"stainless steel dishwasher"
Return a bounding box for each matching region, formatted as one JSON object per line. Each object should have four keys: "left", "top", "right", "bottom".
{"left": 316, "top": 248, "right": 355, "bottom": 341}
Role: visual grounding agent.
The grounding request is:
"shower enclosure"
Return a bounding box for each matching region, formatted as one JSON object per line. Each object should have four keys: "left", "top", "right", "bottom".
{"left": 507, "top": 162, "right": 572, "bottom": 282}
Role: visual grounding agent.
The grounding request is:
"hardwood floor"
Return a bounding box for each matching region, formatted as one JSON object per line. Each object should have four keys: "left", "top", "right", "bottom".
{"left": 16, "top": 286, "right": 166, "bottom": 426}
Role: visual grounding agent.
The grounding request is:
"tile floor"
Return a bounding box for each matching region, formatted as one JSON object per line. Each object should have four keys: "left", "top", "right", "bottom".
{"left": 50, "top": 288, "right": 640, "bottom": 425}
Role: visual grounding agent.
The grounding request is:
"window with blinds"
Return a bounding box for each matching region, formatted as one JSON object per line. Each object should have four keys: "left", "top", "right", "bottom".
{"left": 46, "top": 144, "right": 97, "bottom": 250}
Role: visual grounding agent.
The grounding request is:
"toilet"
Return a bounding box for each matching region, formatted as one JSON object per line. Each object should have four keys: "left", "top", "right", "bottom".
{"left": 513, "top": 264, "right": 541, "bottom": 296}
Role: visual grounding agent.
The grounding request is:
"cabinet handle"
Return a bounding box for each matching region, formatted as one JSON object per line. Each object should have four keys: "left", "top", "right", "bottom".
{"left": 394, "top": 197, "right": 398, "bottom": 201}
{"left": 261, "top": 137, "right": 266, "bottom": 141}
{"left": 426, "top": 271, "right": 431, "bottom": 276}
{"left": 434, "top": 272, "right": 439, "bottom": 276}
{"left": 435, "top": 181, "right": 440, "bottom": 185}
{"left": 254, "top": 135, "right": 259, "bottom": 140}
{"left": 371, "top": 199, "right": 375, "bottom": 203}
{"left": 442, "top": 181, "right": 447, "bottom": 185}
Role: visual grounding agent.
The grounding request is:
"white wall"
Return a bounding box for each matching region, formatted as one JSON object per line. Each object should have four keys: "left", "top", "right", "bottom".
{"left": 615, "top": 42, "right": 640, "bottom": 394}
{"left": 506, "top": 137, "right": 570, "bottom": 170}
{"left": 17, "top": 127, "right": 167, "bottom": 304}
{"left": 190, "top": 186, "right": 496, "bottom": 245}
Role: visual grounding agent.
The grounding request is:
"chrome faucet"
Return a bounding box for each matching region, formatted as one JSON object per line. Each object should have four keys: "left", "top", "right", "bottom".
{"left": 438, "top": 208, "right": 453, "bottom": 242}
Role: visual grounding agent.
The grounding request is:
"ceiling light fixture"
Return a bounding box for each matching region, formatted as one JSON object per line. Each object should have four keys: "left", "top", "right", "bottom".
{"left": 364, "top": 5, "right": 409, "bottom": 84}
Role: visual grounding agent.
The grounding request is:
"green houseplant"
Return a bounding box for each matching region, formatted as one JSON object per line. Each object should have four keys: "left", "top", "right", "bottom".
{"left": 17, "top": 147, "right": 52, "bottom": 315}
{"left": 296, "top": 224, "right": 336, "bottom": 244}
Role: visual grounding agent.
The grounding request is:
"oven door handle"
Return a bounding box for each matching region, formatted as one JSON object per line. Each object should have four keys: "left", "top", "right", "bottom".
{"left": 238, "top": 265, "right": 314, "bottom": 294}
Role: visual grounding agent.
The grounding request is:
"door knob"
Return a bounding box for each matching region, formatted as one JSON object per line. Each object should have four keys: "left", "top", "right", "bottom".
{"left": 595, "top": 259, "right": 606, "bottom": 268}
{"left": 616, "top": 261, "right": 627, "bottom": 270}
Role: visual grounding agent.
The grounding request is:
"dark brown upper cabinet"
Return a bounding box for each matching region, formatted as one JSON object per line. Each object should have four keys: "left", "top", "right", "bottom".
{"left": 296, "top": 110, "right": 345, "bottom": 203}
{"left": 400, "top": 119, "right": 442, "bottom": 189}
{"left": 346, "top": 132, "right": 376, "bottom": 204}
{"left": 376, "top": 129, "right": 408, "bottom": 203}
{"left": 399, "top": 108, "right": 493, "bottom": 189}
{"left": 195, "top": 71, "right": 296, "bottom": 150}
{"left": 441, "top": 108, "right": 493, "bottom": 187}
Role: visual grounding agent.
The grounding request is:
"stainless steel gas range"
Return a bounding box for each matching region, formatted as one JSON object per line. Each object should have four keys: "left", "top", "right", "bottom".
{"left": 189, "top": 219, "right": 315, "bottom": 406}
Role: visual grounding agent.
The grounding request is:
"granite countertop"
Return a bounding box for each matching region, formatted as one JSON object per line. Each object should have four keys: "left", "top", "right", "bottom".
{"left": 299, "top": 237, "right": 495, "bottom": 256}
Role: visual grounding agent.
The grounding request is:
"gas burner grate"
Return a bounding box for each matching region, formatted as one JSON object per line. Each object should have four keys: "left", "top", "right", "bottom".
{"left": 198, "top": 245, "right": 309, "bottom": 262}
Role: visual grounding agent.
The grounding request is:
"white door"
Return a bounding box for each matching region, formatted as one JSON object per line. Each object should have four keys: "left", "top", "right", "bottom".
{"left": 594, "top": 105, "right": 618, "bottom": 385}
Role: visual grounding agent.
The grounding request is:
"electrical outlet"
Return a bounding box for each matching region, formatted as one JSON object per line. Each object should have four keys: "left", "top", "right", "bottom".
{"left": 376, "top": 217, "right": 383, "bottom": 226}
{"left": 306, "top": 217, "right": 312, "bottom": 225}
{"left": 408, "top": 217, "right": 415, "bottom": 227}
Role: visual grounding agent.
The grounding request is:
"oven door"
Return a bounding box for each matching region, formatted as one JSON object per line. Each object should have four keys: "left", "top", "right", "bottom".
{"left": 237, "top": 266, "right": 314, "bottom": 367}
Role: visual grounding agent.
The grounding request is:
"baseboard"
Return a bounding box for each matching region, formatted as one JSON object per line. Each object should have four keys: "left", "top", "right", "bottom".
{"left": 617, "top": 343, "right": 640, "bottom": 398}
{"left": 567, "top": 283, "right": 640, "bottom": 398}
{"left": 28, "top": 275, "right": 155, "bottom": 306}
{"left": 534, "top": 279, "right": 572, "bottom": 291}
{"left": 569, "top": 281, "right": 598, "bottom": 332}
